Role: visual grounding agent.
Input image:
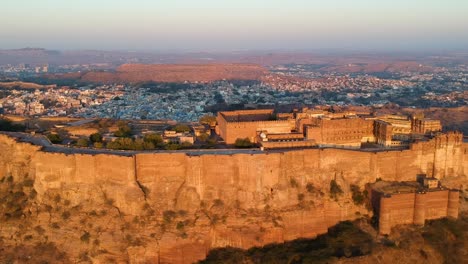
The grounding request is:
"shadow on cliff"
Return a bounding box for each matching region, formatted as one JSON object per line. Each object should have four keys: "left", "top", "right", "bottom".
{"left": 200, "top": 212, "right": 468, "bottom": 264}
{"left": 200, "top": 220, "right": 374, "bottom": 264}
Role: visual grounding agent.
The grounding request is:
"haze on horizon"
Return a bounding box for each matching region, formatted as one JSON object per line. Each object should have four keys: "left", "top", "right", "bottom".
{"left": 1, "top": 0, "right": 468, "bottom": 52}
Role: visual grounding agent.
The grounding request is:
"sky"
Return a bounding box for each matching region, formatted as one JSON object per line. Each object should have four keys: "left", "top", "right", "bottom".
{"left": 1, "top": 0, "right": 467, "bottom": 51}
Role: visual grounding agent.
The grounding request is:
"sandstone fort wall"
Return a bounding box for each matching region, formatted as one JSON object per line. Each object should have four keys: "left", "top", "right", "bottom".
{"left": 0, "top": 133, "right": 466, "bottom": 263}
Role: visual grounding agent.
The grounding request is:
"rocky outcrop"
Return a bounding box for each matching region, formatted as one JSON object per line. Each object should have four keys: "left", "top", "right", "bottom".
{"left": 0, "top": 133, "right": 466, "bottom": 263}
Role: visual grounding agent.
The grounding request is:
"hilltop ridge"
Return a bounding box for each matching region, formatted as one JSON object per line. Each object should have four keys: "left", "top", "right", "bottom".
{"left": 79, "top": 63, "right": 268, "bottom": 83}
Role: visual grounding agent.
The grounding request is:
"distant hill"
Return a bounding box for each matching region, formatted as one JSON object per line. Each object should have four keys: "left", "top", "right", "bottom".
{"left": 79, "top": 63, "right": 268, "bottom": 83}
{"left": 0, "top": 81, "right": 56, "bottom": 89}
{"left": 1, "top": 48, "right": 467, "bottom": 72}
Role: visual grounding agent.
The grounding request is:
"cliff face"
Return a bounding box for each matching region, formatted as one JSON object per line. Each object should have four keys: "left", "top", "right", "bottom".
{"left": 0, "top": 133, "right": 466, "bottom": 263}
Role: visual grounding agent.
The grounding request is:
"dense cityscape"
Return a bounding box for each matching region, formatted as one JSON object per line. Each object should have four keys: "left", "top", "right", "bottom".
{"left": 1, "top": 63, "right": 466, "bottom": 121}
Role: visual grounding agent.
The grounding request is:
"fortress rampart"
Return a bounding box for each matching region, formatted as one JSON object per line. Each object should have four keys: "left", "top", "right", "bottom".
{"left": 378, "top": 189, "right": 460, "bottom": 234}
{"left": 0, "top": 132, "right": 466, "bottom": 263}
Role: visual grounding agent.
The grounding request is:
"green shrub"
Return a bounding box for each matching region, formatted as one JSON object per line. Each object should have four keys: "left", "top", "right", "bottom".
{"left": 176, "top": 221, "right": 185, "bottom": 230}
{"left": 234, "top": 138, "right": 253, "bottom": 148}
{"left": 297, "top": 193, "right": 305, "bottom": 201}
{"left": 290, "top": 178, "right": 299, "bottom": 188}
{"left": 54, "top": 194, "right": 61, "bottom": 203}
{"left": 105, "top": 198, "right": 115, "bottom": 206}
{"left": 144, "top": 133, "right": 163, "bottom": 146}
{"left": 23, "top": 178, "right": 34, "bottom": 187}
{"left": 199, "top": 114, "right": 216, "bottom": 126}
{"left": 89, "top": 133, "right": 103, "bottom": 143}
{"left": 34, "top": 225, "right": 46, "bottom": 235}
{"left": 114, "top": 121, "right": 132, "bottom": 137}
{"left": 172, "top": 124, "right": 191, "bottom": 133}
{"left": 178, "top": 210, "right": 188, "bottom": 217}
{"left": 76, "top": 138, "right": 89, "bottom": 147}
{"left": 350, "top": 184, "right": 365, "bottom": 205}
{"left": 93, "top": 142, "right": 104, "bottom": 148}
{"left": 80, "top": 232, "right": 90, "bottom": 243}
{"left": 163, "top": 210, "right": 177, "bottom": 223}
{"left": 61, "top": 211, "right": 71, "bottom": 220}
{"left": 47, "top": 133, "right": 62, "bottom": 144}
{"left": 213, "top": 199, "right": 224, "bottom": 207}
{"left": 330, "top": 180, "right": 343, "bottom": 199}
{"left": 306, "top": 183, "right": 315, "bottom": 193}
{"left": 165, "top": 143, "right": 181, "bottom": 150}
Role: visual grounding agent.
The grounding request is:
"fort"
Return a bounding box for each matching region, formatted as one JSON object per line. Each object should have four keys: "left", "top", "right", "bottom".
{"left": 0, "top": 127, "right": 466, "bottom": 263}
{"left": 216, "top": 108, "right": 443, "bottom": 149}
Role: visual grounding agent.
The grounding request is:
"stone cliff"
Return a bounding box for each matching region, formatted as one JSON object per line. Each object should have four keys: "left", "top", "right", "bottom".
{"left": 0, "top": 133, "right": 466, "bottom": 263}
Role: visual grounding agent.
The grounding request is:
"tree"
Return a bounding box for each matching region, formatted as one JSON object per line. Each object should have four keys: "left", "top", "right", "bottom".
{"left": 144, "top": 133, "right": 163, "bottom": 145}
{"left": 143, "top": 141, "right": 155, "bottom": 150}
{"left": 89, "top": 133, "right": 103, "bottom": 143}
{"left": 114, "top": 122, "right": 132, "bottom": 137}
{"left": 93, "top": 142, "right": 104, "bottom": 148}
{"left": 133, "top": 138, "right": 145, "bottom": 151}
{"left": 106, "top": 140, "right": 121, "bottom": 150}
{"left": 117, "top": 137, "right": 135, "bottom": 150}
{"left": 199, "top": 114, "right": 216, "bottom": 126}
{"left": 47, "top": 133, "right": 62, "bottom": 144}
{"left": 197, "top": 133, "right": 210, "bottom": 142}
{"left": 165, "top": 143, "right": 181, "bottom": 150}
{"left": 234, "top": 138, "right": 253, "bottom": 148}
{"left": 180, "top": 141, "right": 193, "bottom": 149}
{"left": 172, "top": 124, "right": 191, "bottom": 133}
{"left": 76, "top": 138, "right": 89, "bottom": 147}
{"left": 205, "top": 137, "right": 218, "bottom": 148}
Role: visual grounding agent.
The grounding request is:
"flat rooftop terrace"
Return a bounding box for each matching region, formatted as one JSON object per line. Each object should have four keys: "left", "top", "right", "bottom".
{"left": 219, "top": 109, "right": 276, "bottom": 122}
{"left": 373, "top": 181, "right": 420, "bottom": 195}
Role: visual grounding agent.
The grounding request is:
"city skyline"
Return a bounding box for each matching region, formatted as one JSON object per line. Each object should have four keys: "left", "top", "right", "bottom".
{"left": 1, "top": 0, "right": 468, "bottom": 51}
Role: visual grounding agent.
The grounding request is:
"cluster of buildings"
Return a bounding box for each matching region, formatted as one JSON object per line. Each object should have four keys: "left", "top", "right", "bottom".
{"left": 1, "top": 61, "right": 466, "bottom": 121}
{"left": 265, "top": 64, "right": 468, "bottom": 107}
{"left": 0, "top": 64, "right": 49, "bottom": 74}
{"left": 215, "top": 108, "right": 442, "bottom": 149}
{"left": 421, "top": 90, "right": 467, "bottom": 105}
{"left": 262, "top": 74, "right": 412, "bottom": 93}
{"left": 0, "top": 85, "right": 124, "bottom": 116}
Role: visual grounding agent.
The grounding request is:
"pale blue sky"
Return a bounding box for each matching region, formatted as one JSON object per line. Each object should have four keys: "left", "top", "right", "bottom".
{"left": 1, "top": 0, "right": 467, "bottom": 51}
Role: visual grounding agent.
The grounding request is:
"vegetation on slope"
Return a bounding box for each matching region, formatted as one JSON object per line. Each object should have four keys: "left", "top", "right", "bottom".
{"left": 422, "top": 214, "right": 468, "bottom": 264}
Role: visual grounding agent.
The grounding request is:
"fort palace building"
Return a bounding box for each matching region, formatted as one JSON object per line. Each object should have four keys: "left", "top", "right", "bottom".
{"left": 216, "top": 108, "right": 443, "bottom": 150}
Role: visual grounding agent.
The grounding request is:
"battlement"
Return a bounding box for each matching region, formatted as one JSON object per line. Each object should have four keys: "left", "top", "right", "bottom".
{"left": 373, "top": 179, "right": 460, "bottom": 234}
